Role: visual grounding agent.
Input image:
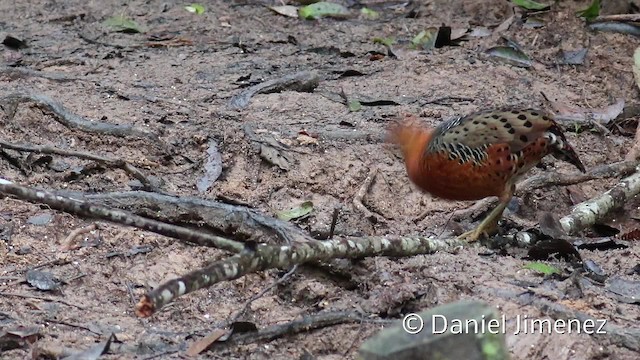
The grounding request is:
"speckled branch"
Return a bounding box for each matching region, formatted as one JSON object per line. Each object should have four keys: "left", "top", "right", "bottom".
{"left": 134, "top": 235, "right": 466, "bottom": 317}
{"left": 560, "top": 166, "right": 640, "bottom": 235}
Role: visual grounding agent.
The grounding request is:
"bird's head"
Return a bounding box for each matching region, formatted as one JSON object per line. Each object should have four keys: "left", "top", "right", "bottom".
{"left": 387, "top": 114, "right": 434, "bottom": 167}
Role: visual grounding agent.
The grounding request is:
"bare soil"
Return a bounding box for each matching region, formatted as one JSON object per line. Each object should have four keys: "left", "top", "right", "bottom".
{"left": 0, "top": 0, "right": 639, "bottom": 359}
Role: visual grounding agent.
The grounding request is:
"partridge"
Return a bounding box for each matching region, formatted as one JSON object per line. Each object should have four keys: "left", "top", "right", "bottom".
{"left": 389, "top": 108, "right": 586, "bottom": 241}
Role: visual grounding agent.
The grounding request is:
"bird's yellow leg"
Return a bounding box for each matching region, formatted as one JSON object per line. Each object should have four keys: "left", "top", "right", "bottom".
{"left": 457, "top": 184, "right": 515, "bottom": 243}
{"left": 456, "top": 201, "right": 507, "bottom": 242}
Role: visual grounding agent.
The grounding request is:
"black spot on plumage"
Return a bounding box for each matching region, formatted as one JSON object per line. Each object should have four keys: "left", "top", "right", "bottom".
{"left": 523, "top": 120, "right": 532, "bottom": 128}
{"left": 473, "top": 120, "right": 479, "bottom": 124}
{"left": 500, "top": 118, "right": 508, "bottom": 123}
{"left": 511, "top": 110, "right": 520, "bottom": 114}
{"left": 492, "top": 114, "right": 500, "bottom": 119}
{"left": 542, "top": 115, "right": 550, "bottom": 121}
{"left": 517, "top": 114, "right": 527, "bottom": 120}
{"left": 504, "top": 123, "right": 512, "bottom": 129}
{"left": 481, "top": 121, "right": 487, "bottom": 125}
{"left": 520, "top": 135, "right": 528, "bottom": 143}
{"left": 531, "top": 111, "right": 539, "bottom": 116}
{"left": 508, "top": 128, "right": 516, "bottom": 134}
{"left": 463, "top": 127, "right": 469, "bottom": 132}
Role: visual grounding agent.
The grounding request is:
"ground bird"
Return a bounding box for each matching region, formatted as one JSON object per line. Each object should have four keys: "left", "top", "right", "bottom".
{"left": 389, "top": 108, "right": 586, "bottom": 242}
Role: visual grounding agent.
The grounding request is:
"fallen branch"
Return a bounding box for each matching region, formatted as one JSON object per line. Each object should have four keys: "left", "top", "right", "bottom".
{"left": 0, "top": 66, "right": 82, "bottom": 82}
{"left": 134, "top": 235, "right": 466, "bottom": 317}
{"left": 0, "top": 93, "right": 157, "bottom": 141}
{"left": 0, "top": 179, "right": 244, "bottom": 253}
{"left": 77, "top": 191, "right": 310, "bottom": 245}
{"left": 560, "top": 165, "right": 640, "bottom": 235}
{"left": 453, "top": 160, "right": 638, "bottom": 222}
{"left": 0, "top": 140, "right": 155, "bottom": 190}
{"left": 228, "top": 71, "right": 320, "bottom": 110}
{"left": 223, "top": 311, "right": 383, "bottom": 345}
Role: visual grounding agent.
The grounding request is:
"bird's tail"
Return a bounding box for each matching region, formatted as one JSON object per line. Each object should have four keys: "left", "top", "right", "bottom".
{"left": 547, "top": 124, "right": 586, "bottom": 173}
{"left": 387, "top": 114, "right": 434, "bottom": 162}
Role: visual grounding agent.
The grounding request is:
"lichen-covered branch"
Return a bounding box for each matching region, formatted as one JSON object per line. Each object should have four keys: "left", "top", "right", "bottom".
{"left": 560, "top": 166, "right": 640, "bottom": 235}
{"left": 77, "top": 191, "right": 311, "bottom": 245}
{"left": 134, "top": 235, "right": 465, "bottom": 317}
{"left": 0, "top": 179, "right": 244, "bottom": 253}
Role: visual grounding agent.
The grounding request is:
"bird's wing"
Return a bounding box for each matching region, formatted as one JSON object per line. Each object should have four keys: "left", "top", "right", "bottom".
{"left": 431, "top": 108, "right": 555, "bottom": 153}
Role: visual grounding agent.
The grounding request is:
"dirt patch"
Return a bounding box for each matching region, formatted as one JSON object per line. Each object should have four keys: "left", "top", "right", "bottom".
{"left": 1, "top": 0, "right": 639, "bottom": 359}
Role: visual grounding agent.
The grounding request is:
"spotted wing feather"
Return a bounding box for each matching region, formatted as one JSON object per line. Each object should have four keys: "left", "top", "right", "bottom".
{"left": 429, "top": 108, "right": 554, "bottom": 153}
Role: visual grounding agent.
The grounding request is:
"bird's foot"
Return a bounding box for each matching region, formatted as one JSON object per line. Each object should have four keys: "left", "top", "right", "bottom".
{"left": 456, "top": 225, "right": 498, "bottom": 243}
{"left": 456, "top": 229, "right": 485, "bottom": 243}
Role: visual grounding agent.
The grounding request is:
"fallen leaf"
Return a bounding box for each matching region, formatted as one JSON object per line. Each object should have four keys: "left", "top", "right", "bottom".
{"left": 373, "top": 37, "right": 395, "bottom": 47}
{"left": 103, "top": 15, "right": 143, "bottom": 33}
{"left": 277, "top": 201, "right": 314, "bottom": 221}
{"left": 0, "top": 326, "right": 41, "bottom": 351}
{"left": 299, "top": 2, "right": 350, "bottom": 20}
{"left": 559, "top": 48, "right": 587, "bottom": 65}
{"left": 348, "top": 100, "right": 362, "bottom": 112}
{"left": 551, "top": 98, "right": 625, "bottom": 124}
{"left": 573, "top": 238, "right": 628, "bottom": 251}
{"left": 65, "top": 333, "right": 115, "bottom": 360}
{"left": 588, "top": 22, "right": 640, "bottom": 36}
{"left": 411, "top": 28, "right": 438, "bottom": 49}
{"left": 606, "top": 277, "right": 640, "bottom": 304}
{"left": 196, "top": 139, "right": 223, "bottom": 193}
{"left": 186, "top": 329, "right": 227, "bottom": 356}
{"left": 27, "top": 213, "right": 53, "bottom": 226}
{"left": 511, "top": 0, "right": 550, "bottom": 11}
{"left": 260, "top": 143, "right": 293, "bottom": 171}
{"left": 486, "top": 46, "right": 532, "bottom": 68}
{"left": 2, "top": 35, "right": 27, "bottom": 49}
{"left": 185, "top": 4, "right": 205, "bottom": 14}
{"left": 523, "top": 17, "right": 545, "bottom": 29}
{"left": 360, "top": 7, "right": 379, "bottom": 19}
{"left": 296, "top": 133, "right": 319, "bottom": 145}
{"left": 269, "top": 5, "right": 299, "bottom": 18}
{"left": 577, "top": 0, "right": 600, "bottom": 21}
{"left": 583, "top": 259, "right": 607, "bottom": 282}
{"left": 538, "top": 212, "right": 566, "bottom": 239}
{"left": 527, "top": 238, "right": 582, "bottom": 262}
{"left": 26, "top": 269, "right": 60, "bottom": 291}
{"left": 524, "top": 262, "right": 560, "bottom": 275}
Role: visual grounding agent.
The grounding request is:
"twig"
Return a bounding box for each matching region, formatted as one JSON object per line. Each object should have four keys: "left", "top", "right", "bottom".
{"left": 0, "top": 93, "right": 156, "bottom": 141}
{"left": 228, "top": 71, "right": 320, "bottom": 109}
{"left": 44, "top": 318, "right": 102, "bottom": 335}
{"left": 0, "top": 66, "right": 83, "bottom": 82}
{"left": 0, "top": 179, "right": 245, "bottom": 253}
{"left": 0, "top": 140, "right": 155, "bottom": 190}
{"left": 224, "top": 311, "right": 379, "bottom": 345}
{"left": 353, "top": 167, "right": 385, "bottom": 223}
{"left": 560, "top": 165, "right": 640, "bottom": 235}
{"left": 60, "top": 223, "right": 98, "bottom": 251}
{"left": 135, "top": 235, "right": 466, "bottom": 317}
{"left": 0, "top": 292, "right": 86, "bottom": 309}
{"left": 227, "top": 265, "right": 298, "bottom": 324}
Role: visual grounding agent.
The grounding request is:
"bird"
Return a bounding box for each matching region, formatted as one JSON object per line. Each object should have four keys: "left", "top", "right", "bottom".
{"left": 388, "top": 108, "right": 586, "bottom": 242}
